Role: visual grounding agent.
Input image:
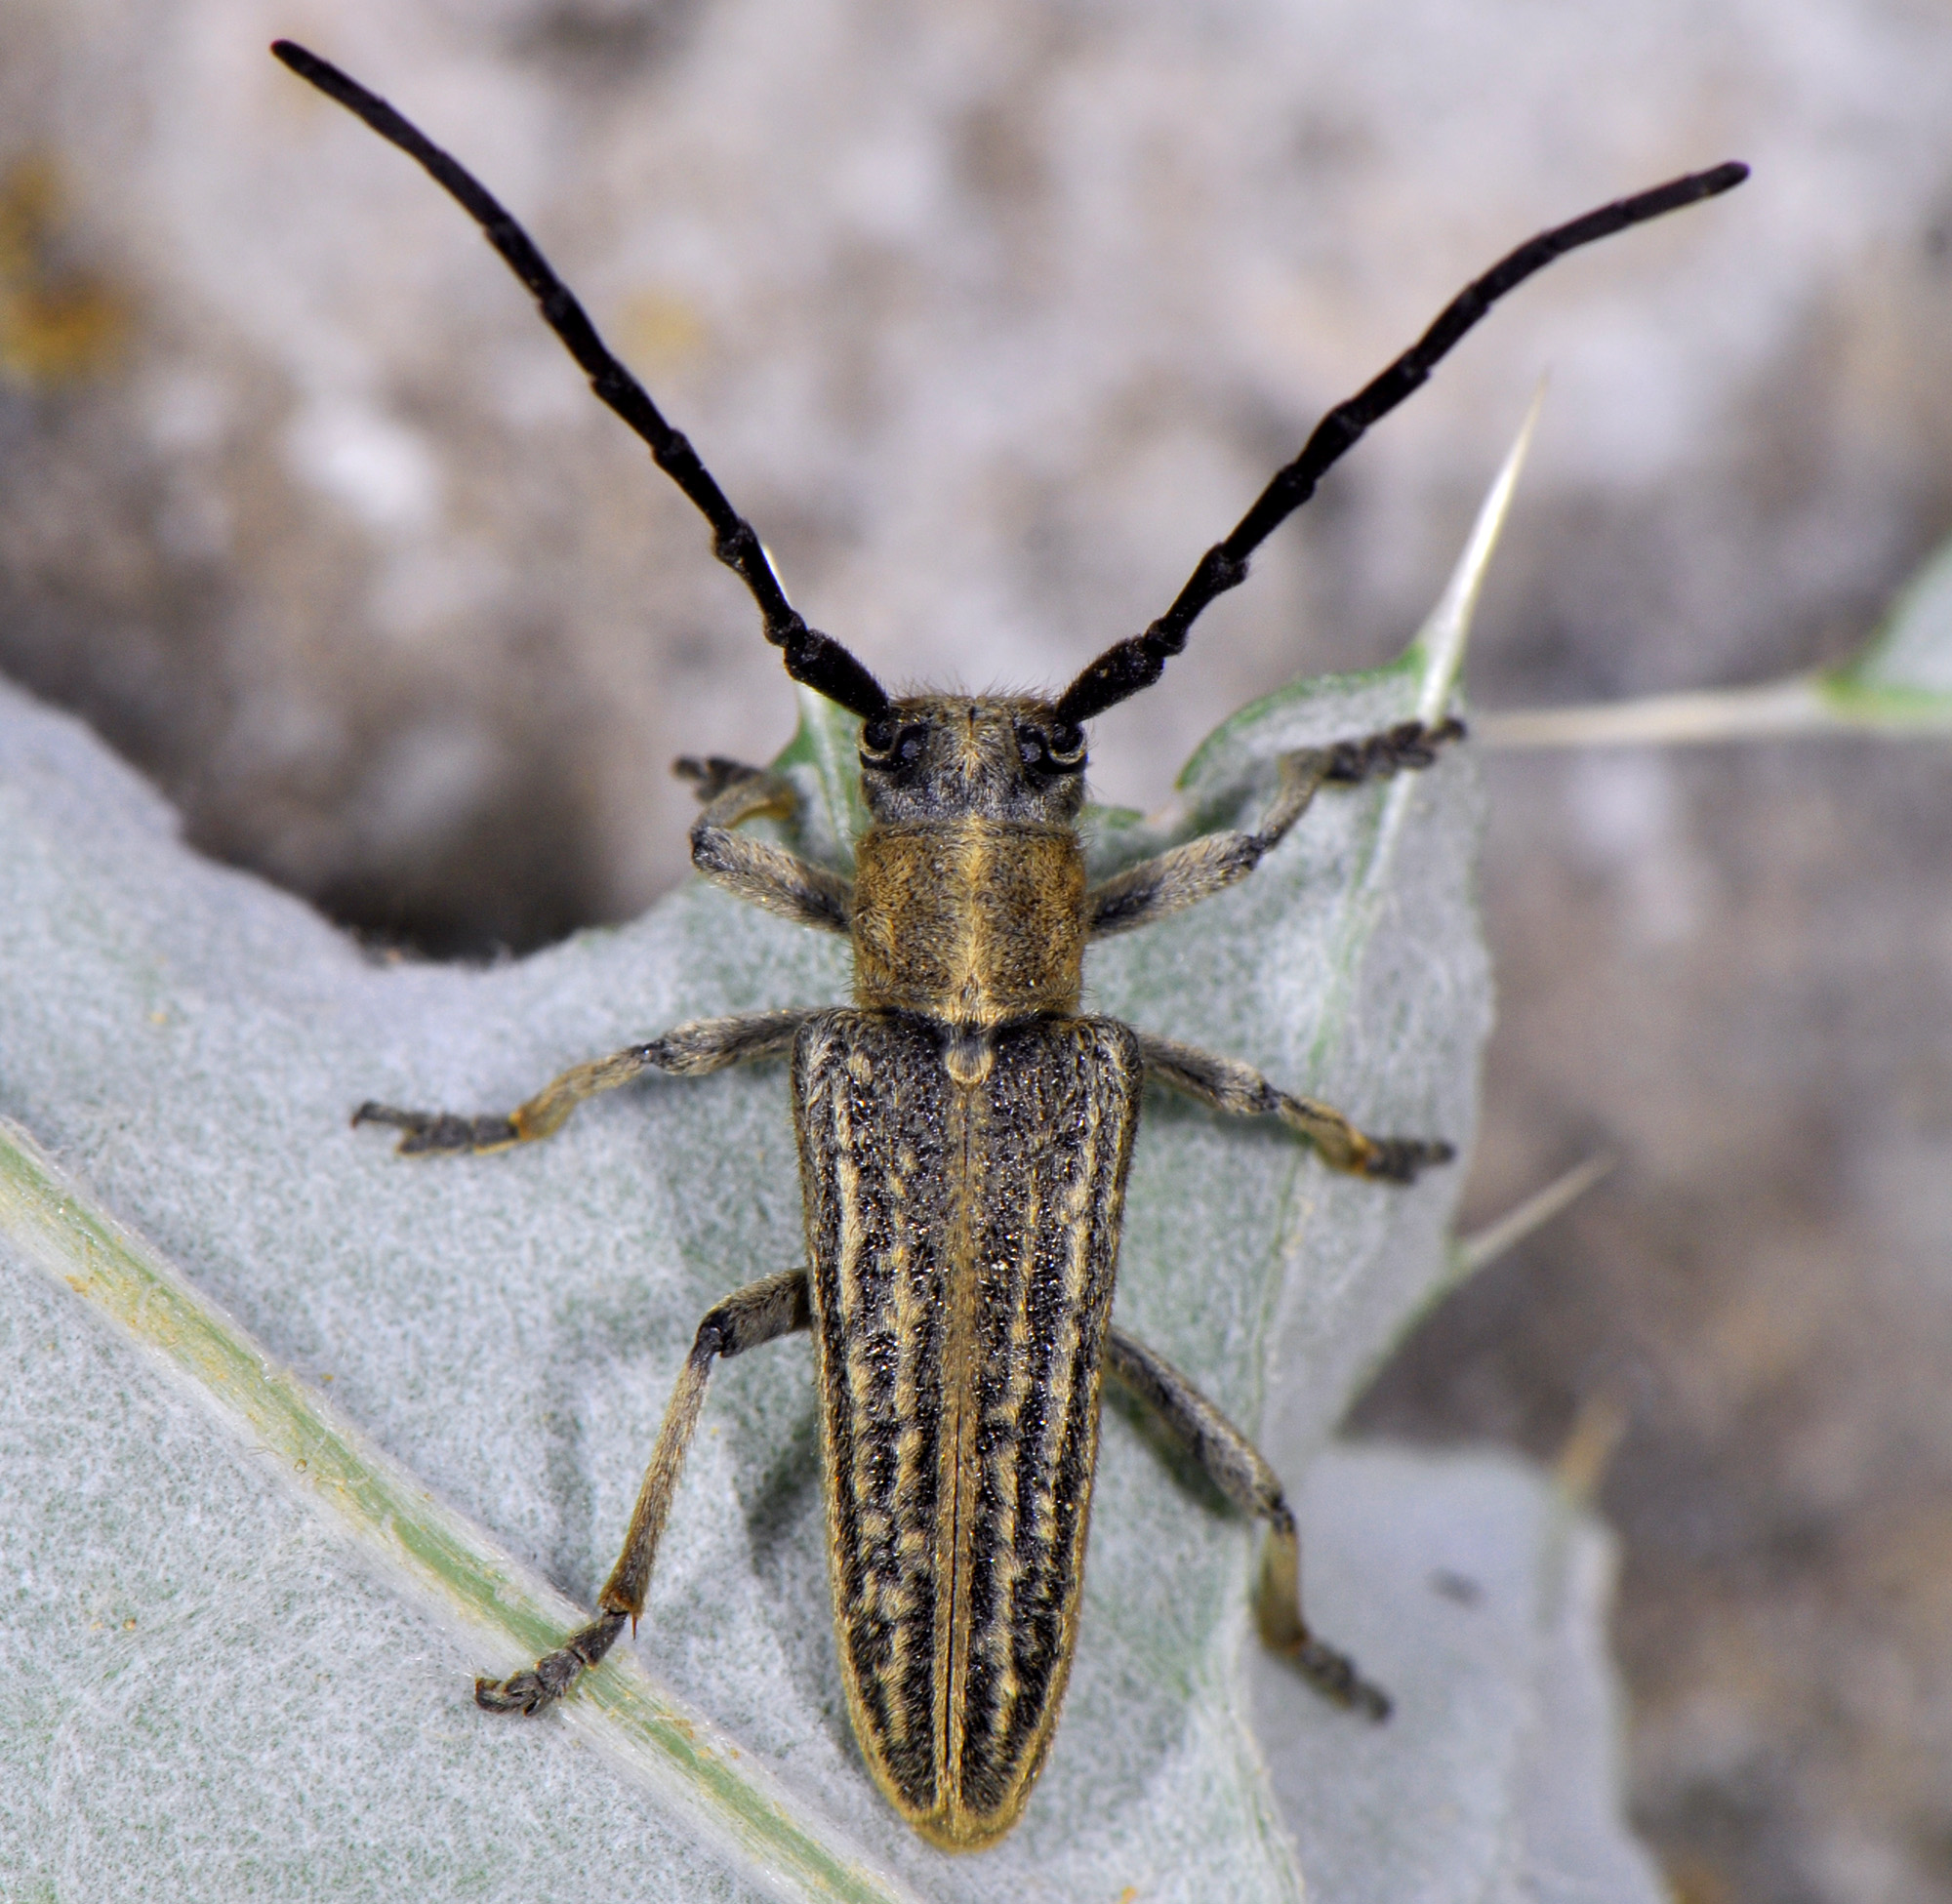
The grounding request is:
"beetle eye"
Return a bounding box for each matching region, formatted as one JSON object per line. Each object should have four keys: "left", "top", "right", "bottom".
{"left": 859, "top": 713, "right": 898, "bottom": 761}
{"left": 1018, "top": 722, "right": 1085, "bottom": 775}
{"left": 1045, "top": 721, "right": 1085, "bottom": 767}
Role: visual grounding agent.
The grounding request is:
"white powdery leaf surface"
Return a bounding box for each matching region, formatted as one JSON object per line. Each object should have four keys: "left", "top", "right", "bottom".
{"left": 1256, "top": 1448, "right": 1667, "bottom": 1904}
{"left": 0, "top": 593, "right": 1654, "bottom": 1900}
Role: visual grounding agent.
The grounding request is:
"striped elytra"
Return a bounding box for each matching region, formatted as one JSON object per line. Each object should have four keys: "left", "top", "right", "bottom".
{"left": 793, "top": 1009, "right": 1140, "bottom": 1847}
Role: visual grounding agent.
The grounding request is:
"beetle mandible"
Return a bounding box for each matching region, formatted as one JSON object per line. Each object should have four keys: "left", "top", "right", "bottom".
{"left": 271, "top": 37, "right": 1744, "bottom": 1852}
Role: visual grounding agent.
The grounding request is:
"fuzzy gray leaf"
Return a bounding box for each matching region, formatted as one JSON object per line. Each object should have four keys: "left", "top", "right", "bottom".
{"left": 0, "top": 425, "right": 1653, "bottom": 1899}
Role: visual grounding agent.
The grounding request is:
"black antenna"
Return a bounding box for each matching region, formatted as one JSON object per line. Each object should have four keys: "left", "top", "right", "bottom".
{"left": 1054, "top": 161, "right": 1749, "bottom": 728}
{"left": 270, "top": 39, "right": 890, "bottom": 721}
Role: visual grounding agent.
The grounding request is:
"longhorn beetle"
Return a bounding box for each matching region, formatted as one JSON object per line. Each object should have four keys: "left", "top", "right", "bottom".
{"left": 272, "top": 38, "right": 1745, "bottom": 1852}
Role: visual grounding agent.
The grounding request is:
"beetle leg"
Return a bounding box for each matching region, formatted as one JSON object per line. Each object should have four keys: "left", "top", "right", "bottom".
{"left": 679, "top": 756, "right": 854, "bottom": 935}
{"left": 1135, "top": 1030, "right": 1452, "bottom": 1183}
{"left": 1103, "top": 1326, "right": 1389, "bottom": 1721}
{"left": 1085, "top": 717, "right": 1462, "bottom": 939}
{"left": 476, "top": 1268, "right": 813, "bottom": 1715}
{"left": 352, "top": 1006, "right": 816, "bottom": 1155}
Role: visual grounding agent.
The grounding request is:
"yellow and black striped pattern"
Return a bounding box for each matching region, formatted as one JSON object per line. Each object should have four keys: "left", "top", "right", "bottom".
{"left": 793, "top": 1008, "right": 1140, "bottom": 1848}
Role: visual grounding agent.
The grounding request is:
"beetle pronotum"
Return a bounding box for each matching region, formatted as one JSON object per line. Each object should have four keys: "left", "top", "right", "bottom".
{"left": 271, "top": 37, "right": 1745, "bottom": 1851}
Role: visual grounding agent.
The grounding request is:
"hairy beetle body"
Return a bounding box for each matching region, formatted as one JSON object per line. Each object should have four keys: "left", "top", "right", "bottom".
{"left": 798, "top": 696, "right": 1129, "bottom": 1843}
{"left": 849, "top": 823, "right": 1087, "bottom": 1026}
{"left": 849, "top": 696, "right": 1088, "bottom": 1030}
{"left": 277, "top": 34, "right": 1745, "bottom": 1849}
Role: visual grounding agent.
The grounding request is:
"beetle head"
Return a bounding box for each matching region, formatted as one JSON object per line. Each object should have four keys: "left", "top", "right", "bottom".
{"left": 856, "top": 696, "right": 1087, "bottom": 828}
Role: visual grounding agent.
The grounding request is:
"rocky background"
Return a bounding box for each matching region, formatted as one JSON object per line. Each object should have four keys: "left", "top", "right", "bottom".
{"left": 3, "top": 0, "right": 1950, "bottom": 1896}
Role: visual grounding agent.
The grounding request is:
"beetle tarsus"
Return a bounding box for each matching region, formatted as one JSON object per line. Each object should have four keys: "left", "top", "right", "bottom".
{"left": 1323, "top": 715, "right": 1466, "bottom": 784}
{"left": 1360, "top": 1136, "right": 1456, "bottom": 1184}
{"left": 1287, "top": 1633, "right": 1393, "bottom": 1723}
{"left": 476, "top": 1609, "right": 629, "bottom": 1714}
{"left": 351, "top": 1103, "right": 520, "bottom": 1155}
{"left": 673, "top": 754, "right": 768, "bottom": 803}
{"left": 473, "top": 1664, "right": 564, "bottom": 1714}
